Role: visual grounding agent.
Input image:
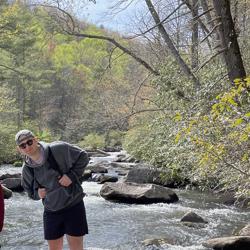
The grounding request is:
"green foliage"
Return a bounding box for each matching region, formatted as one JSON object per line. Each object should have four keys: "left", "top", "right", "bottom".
{"left": 124, "top": 116, "right": 195, "bottom": 174}
{"left": 13, "top": 161, "right": 22, "bottom": 167}
{"left": 35, "top": 129, "right": 53, "bottom": 142}
{"left": 176, "top": 77, "right": 250, "bottom": 197}
{"left": 124, "top": 50, "right": 249, "bottom": 198}
{"left": 105, "top": 130, "right": 125, "bottom": 147}
{"left": 0, "top": 123, "right": 18, "bottom": 163}
{"left": 78, "top": 133, "right": 105, "bottom": 149}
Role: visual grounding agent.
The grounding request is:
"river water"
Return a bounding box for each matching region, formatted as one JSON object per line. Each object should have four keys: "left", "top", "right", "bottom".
{"left": 0, "top": 156, "right": 249, "bottom": 250}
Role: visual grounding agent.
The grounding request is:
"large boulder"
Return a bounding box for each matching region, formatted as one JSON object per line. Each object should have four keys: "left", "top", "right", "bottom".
{"left": 202, "top": 236, "right": 250, "bottom": 250}
{"left": 124, "top": 167, "right": 186, "bottom": 188}
{"left": 97, "top": 175, "right": 118, "bottom": 184}
{"left": 217, "top": 193, "right": 250, "bottom": 208}
{"left": 0, "top": 173, "right": 21, "bottom": 180}
{"left": 239, "top": 224, "right": 250, "bottom": 236}
{"left": 100, "top": 182, "right": 179, "bottom": 204}
{"left": 1, "top": 178, "right": 23, "bottom": 192}
{"left": 86, "top": 161, "right": 108, "bottom": 174}
{"left": 181, "top": 211, "right": 208, "bottom": 228}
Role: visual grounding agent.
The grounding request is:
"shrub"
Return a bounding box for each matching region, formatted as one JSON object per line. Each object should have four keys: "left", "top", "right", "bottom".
{"left": 0, "top": 123, "right": 18, "bottom": 163}
{"left": 105, "top": 130, "right": 125, "bottom": 147}
{"left": 78, "top": 133, "right": 105, "bottom": 149}
{"left": 176, "top": 77, "right": 250, "bottom": 197}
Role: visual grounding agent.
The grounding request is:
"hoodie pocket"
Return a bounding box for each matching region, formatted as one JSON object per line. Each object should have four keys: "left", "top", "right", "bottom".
{"left": 44, "top": 185, "right": 80, "bottom": 211}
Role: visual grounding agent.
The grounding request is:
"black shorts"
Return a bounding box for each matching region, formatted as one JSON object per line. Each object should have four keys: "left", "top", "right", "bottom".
{"left": 43, "top": 200, "right": 88, "bottom": 240}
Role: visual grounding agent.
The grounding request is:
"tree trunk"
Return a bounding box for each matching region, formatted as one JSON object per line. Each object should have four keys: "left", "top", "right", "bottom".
{"left": 145, "top": 0, "right": 200, "bottom": 89}
{"left": 212, "top": 0, "right": 246, "bottom": 81}
{"left": 199, "top": 0, "right": 220, "bottom": 44}
{"left": 16, "top": 82, "right": 24, "bottom": 129}
{"left": 191, "top": 0, "right": 199, "bottom": 70}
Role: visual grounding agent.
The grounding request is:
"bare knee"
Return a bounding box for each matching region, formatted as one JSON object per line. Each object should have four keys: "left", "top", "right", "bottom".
{"left": 66, "top": 235, "right": 84, "bottom": 250}
{"left": 48, "top": 236, "right": 64, "bottom": 250}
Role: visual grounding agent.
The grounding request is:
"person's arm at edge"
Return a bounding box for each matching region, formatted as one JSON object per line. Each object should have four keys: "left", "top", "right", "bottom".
{"left": 0, "top": 184, "right": 4, "bottom": 232}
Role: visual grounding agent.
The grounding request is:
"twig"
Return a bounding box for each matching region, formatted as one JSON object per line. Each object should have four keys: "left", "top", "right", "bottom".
{"left": 195, "top": 48, "right": 226, "bottom": 72}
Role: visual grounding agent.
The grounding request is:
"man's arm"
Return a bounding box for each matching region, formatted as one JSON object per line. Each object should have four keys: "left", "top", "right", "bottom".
{"left": 66, "top": 144, "right": 89, "bottom": 183}
{"left": 21, "top": 165, "right": 40, "bottom": 200}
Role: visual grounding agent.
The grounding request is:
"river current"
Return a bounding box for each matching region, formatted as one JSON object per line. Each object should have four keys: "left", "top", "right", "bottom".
{"left": 0, "top": 155, "right": 249, "bottom": 250}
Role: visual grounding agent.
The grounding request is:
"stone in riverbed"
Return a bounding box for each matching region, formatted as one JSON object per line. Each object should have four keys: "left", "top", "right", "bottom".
{"left": 238, "top": 224, "right": 250, "bottom": 236}
{"left": 100, "top": 182, "right": 179, "bottom": 204}
{"left": 1, "top": 178, "right": 23, "bottom": 192}
{"left": 202, "top": 236, "right": 250, "bottom": 250}
{"left": 181, "top": 211, "right": 208, "bottom": 224}
{"left": 142, "top": 237, "right": 175, "bottom": 247}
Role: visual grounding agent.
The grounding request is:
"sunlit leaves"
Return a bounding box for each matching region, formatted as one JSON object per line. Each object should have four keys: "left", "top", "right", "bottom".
{"left": 176, "top": 77, "right": 250, "bottom": 197}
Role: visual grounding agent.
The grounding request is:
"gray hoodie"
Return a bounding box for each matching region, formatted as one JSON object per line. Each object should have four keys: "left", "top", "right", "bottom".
{"left": 21, "top": 141, "right": 89, "bottom": 212}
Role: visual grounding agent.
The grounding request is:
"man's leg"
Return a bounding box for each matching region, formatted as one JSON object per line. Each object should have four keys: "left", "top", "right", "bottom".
{"left": 48, "top": 236, "right": 64, "bottom": 250}
{"left": 66, "top": 235, "right": 84, "bottom": 250}
{"left": 64, "top": 201, "right": 88, "bottom": 250}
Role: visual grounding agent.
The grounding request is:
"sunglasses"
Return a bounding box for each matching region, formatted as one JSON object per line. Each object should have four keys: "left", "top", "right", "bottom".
{"left": 18, "top": 139, "right": 34, "bottom": 149}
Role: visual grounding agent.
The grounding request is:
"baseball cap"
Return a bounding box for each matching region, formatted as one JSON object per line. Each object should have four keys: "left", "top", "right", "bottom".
{"left": 15, "top": 129, "right": 35, "bottom": 145}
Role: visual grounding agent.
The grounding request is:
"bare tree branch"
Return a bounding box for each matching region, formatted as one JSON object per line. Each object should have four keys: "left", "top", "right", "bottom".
{"left": 32, "top": 3, "right": 160, "bottom": 76}
{"left": 127, "top": 1, "right": 186, "bottom": 39}
{"left": 131, "top": 74, "right": 152, "bottom": 114}
{"left": 195, "top": 48, "right": 226, "bottom": 72}
{"left": 145, "top": 0, "right": 200, "bottom": 88}
{"left": 0, "top": 64, "right": 26, "bottom": 75}
{"left": 200, "top": 23, "right": 220, "bottom": 44}
{"left": 66, "top": 31, "right": 160, "bottom": 76}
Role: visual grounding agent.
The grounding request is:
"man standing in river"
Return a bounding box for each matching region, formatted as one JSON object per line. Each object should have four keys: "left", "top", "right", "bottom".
{"left": 15, "top": 129, "right": 89, "bottom": 250}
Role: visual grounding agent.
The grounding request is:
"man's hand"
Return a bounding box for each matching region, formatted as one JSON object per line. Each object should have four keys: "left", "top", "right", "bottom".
{"left": 38, "top": 188, "right": 46, "bottom": 199}
{"left": 58, "top": 174, "right": 72, "bottom": 187}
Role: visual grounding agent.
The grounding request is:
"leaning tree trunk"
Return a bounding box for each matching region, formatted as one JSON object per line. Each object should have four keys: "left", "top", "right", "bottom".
{"left": 145, "top": 0, "right": 200, "bottom": 89}
{"left": 212, "top": 0, "right": 246, "bottom": 82}
{"left": 16, "top": 81, "right": 25, "bottom": 129}
{"left": 199, "top": 0, "right": 220, "bottom": 45}
{"left": 191, "top": 0, "right": 199, "bottom": 70}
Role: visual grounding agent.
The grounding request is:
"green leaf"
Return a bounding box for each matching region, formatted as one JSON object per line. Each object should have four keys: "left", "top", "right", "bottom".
{"left": 232, "top": 118, "right": 244, "bottom": 127}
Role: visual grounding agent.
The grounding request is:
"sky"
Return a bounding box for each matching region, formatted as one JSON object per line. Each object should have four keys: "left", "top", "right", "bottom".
{"left": 80, "top": 0, "right": 145, "bottom": 33}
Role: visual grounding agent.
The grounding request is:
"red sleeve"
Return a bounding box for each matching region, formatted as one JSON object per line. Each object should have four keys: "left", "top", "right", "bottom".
{"left": 0, "top": 184, "right": 4, "bottom": 232}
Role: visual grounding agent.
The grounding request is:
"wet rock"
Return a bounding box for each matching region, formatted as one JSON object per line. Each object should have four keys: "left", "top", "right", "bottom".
{"left": 110, "top": 162, "right": 136, "bottom": 176}
{"left": 217, "top": 193, "right": 250, "bottom": 209}
{"left": 181, "top": 211, "right": 208, "bottom": 224}
{"left": 100, "top": 182, "right": 179, "bottom": 204}
{"left": 0, "top": 173, "right": 21, "bottom": 180}
{"left": 86, "top": 163, "right": 108, "bottom": 174}
{"left": 202, "top": 236, "right": 250, "bottom": 250}
{"left": 239, "top": 224, "right": 250, "bottom": 236}
{"left": 80, "top": 170, "right": 92, "bottom": 181}
{"left": 115, "top": 154, "right": 139, "bottom": 163}
{"left": 142, "top": 237, "right": 174, "bottom": 247}
{"left": 97, "top": 175, "right": 118, "bottom": 184}
{"left": 0, "top": 178, "right": 23, "bottom": 192}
